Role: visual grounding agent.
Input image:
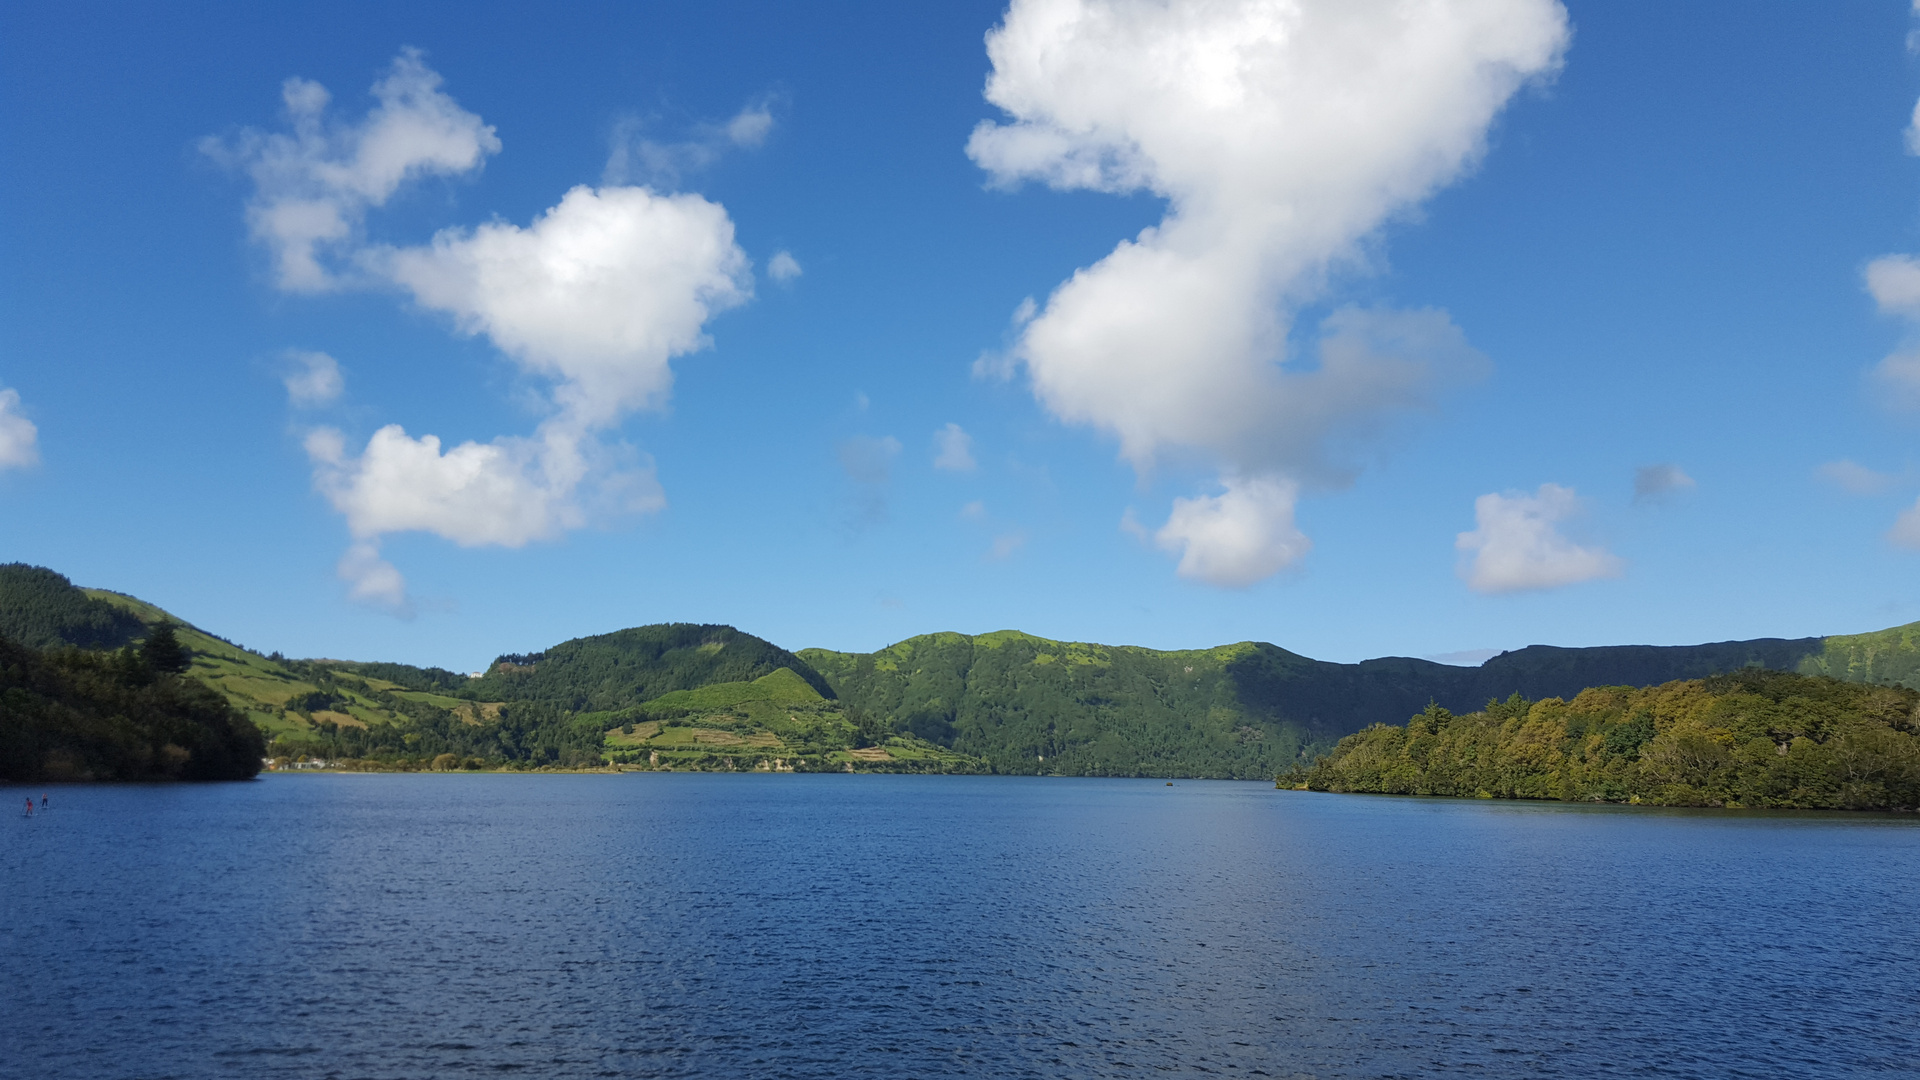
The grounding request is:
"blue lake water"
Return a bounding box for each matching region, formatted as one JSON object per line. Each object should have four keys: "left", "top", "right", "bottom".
{"left": 2, "top": 774, "right": 1916, "bottom": 1079}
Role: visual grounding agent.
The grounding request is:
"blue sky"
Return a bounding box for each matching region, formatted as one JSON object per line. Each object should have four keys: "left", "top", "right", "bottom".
{"left": 2, "top": 1, "right": 1918, "bottom": 671}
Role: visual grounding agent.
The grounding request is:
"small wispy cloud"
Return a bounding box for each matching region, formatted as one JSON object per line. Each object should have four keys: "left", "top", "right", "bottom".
{"left": 987, "top": 530, "right": 1028, "bottom": 561}
{"left": 933, "top": 422, "right": 976, "bottom": 472}
{"left": 337, "top": 540, "right": 413, "bottom": 618}
{"left": 838, "top": 434, "right": 901, "bottom": 530}
{"left": 838, "top": 435, "right": 900, "bottom": 485}
{"left": 603, "top": 97, "right": 776, "bottom": 189}
{"left": 1820, "top": 459, "right": 1901, "bottom": 496}
{"left": 0, "top": 387, "right": 40, "bottom": 470}
{"left": 200, "top": 48, "right": 501, "bottom": 293}
{"left": 1864, "top": 260, "right": 1920, "bottom": 410}
{"left": 282, "top": 349, "right": 344, "bottom": 408}
{"left": 1632, "top": 463, "right": 1695, "bottom": 504}
{"left": 767, "top": 250, "right": 802, "bottom": 284}
{"left": 1892, "top": 500, "right": 1920, "bottom": 550}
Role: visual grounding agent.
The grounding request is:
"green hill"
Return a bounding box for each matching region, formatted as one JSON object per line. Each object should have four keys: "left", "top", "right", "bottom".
{"left": 466, "top": 623, "right": 836, "bottom": 710}
{"left": 0, "top": 569, "right": 542, "bottom": 769}
{"left": 1796, "top": 623, "right": 1920, "bottom": 688}
{"left": 801, "top": 632, "right": 1323, "bottom": 779}
{"left": 0, "top": 564, "right": 145, "bottom": 649}
{"left": 795, "top": 628, "right": 1877, "bottom": 780}
{"left": 79, "top": 588, "right": 479, "bottom": 743}
{"left": 1302, "top": 669, "right": 1920, "bottom": 810}
{"left": 14, "top": 558, "right": 1920, "bottom": 782}
{"left": 581, "top": 667, "right": 980, "bottom": 773}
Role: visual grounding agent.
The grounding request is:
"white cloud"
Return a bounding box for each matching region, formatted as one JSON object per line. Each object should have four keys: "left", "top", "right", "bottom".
{"left": 838, "top": 435, "right": 902, "bottom": 529}
{"left": 308, "top": 424, "right": 594, "bottom": 548}
{"left": 1632, "top": 463, "right": 1695, "bottom": 503}
{"left": 371, "top": 184, "right": 751, "bottom": 428}
{"left": 969, "top": 0, "right": 1565, "bottom": 584}
{"left": 604, "top": 99, "right": 776, "bottom": 188}
{"left": 337, "top": 541, "right": 412, "bottom": 617}
{"left": 1867, "top": 255, "right": 1920, "bottom": 314}
{"left": 933, "top": 422, "right": 976, "bottom": 472}
{"left": 838, "top": 435, "right": 901, "bottom": 485}
{"left": 219, "top": 54, "right": 749, "bottom": 611}
{"left": 1154, "top": 476, "right": 1310, "bottom": 588}
{"left": 1457, "top": 483, "right": 1622, "bottom": 595}
{"left": 0, "top": 386, "right": 39, "bottom": 470}
{"left": 1820, "top": 459, "right": 1900, "bottom": 496}
{"left": 282, "top": 349, "right": 344, "bottom": 407}
{"left": 1893, "top": 499, "right": 1920, "bottom": 549}
{"left": 305, "top": 422, "right": 662, "bottom": 610}
{"left": 961, "top": 499, "right": 988, "bottom": 521}
{"left": 767, "top": 250, "right": 803, "bottom": 284}
{"left": 0, "top": 387, "right": 39, "bottom": 470}
{"left": 1871, "top": 350, "right": 1920, "bottom": 411}
{"left": 988, "top": 531, "right": 1028, "bottom": 560}
{"left": 1864, "top": 260, "right": 1920, "bottom": 410}
{"left": 203, "top": 48, "right": 500, "bottom": 292}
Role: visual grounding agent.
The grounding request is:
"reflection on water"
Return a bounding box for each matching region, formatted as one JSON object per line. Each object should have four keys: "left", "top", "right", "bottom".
{"left": 4, "top": 775, "right": 1915, "bottom": 1078}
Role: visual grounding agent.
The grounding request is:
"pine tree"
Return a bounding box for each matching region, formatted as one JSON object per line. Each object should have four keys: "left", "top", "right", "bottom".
{"left": 141, "top": 623, "right": 190, "bottom": 675}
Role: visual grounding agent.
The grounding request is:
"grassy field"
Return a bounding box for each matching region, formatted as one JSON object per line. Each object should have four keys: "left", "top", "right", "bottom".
{"left": 588, "top": 669, "right": 986, "bottom": 772}
{"left": 82, "top": 589, "right": 503, "bottom": 742}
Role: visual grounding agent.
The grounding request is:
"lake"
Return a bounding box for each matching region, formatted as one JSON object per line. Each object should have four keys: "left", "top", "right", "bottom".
{"left": 3, "top": 774, "right": 1915, "bottom": 1078}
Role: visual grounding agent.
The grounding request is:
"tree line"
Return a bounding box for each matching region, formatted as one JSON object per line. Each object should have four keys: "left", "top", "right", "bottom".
{"left": 1299, "top": 669, "right": 1920, "bottom": 811}
{"left": 0, "top": 627, "right": 264, "bottom": 782}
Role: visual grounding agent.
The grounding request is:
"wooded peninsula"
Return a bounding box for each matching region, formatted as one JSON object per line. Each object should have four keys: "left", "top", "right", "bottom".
{"left": 1298, "top": 670, "right": 1920, "bottom": 811}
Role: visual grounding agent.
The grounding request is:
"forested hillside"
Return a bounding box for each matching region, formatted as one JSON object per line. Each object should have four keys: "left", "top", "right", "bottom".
{"left": 795, "top": 628, "right": 1883, "bottom": 780}
{"left": 802, "top": 633, "right": 1326, "bottom": 778}
{"left": 0, "top": 564, "right": 146, "bottom": 649}
{"left": 0, "top": 634, "right": 265, "bottom": 782}
{"left": 466, "top": 623, "right": 836, "bottom": 710}
{"left": 14, "top": 558, "right": 1920, "bottom": 781}
{"left": 1302, "top": 669, "right": 1920, "bottom": 810}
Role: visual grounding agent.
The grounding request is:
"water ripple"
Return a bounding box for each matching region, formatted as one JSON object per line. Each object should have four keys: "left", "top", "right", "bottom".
{"left": 3, "top": 775, "right": 1916, "bottom": 1078}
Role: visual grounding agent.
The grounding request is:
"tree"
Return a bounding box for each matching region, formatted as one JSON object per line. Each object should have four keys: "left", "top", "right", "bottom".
{"left": 141, "top": 623, "right": 190, "bottom": 675}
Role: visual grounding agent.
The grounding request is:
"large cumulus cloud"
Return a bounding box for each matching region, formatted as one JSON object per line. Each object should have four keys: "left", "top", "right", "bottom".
{"left": 969, "top": 0, "right": 1568, "bottom": 586}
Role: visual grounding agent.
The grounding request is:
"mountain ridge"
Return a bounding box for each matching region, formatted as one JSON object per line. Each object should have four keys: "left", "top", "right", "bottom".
{"left": 7, "top": 560, "right": 1920, "bottom": 779}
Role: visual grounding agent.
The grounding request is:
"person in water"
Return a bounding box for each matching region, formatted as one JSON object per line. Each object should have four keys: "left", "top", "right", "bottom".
{"left": 41, "top": 794, "right": 49, "bottom": 810}
{"left": 23, "top": 797, "right": 32, "bottom": 817}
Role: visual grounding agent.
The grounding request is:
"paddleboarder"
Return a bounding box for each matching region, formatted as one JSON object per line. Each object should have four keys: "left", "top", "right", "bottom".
{"left": 23, "top": 796, "right": 32, "bottom": 818}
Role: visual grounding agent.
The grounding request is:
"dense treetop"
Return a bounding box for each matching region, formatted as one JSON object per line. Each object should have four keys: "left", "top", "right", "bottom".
{"left": 0, "top": 634, "right": 265, "bottom": 782}
{"left": 0, "top": 564, "right": 146, "bottom": 650}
